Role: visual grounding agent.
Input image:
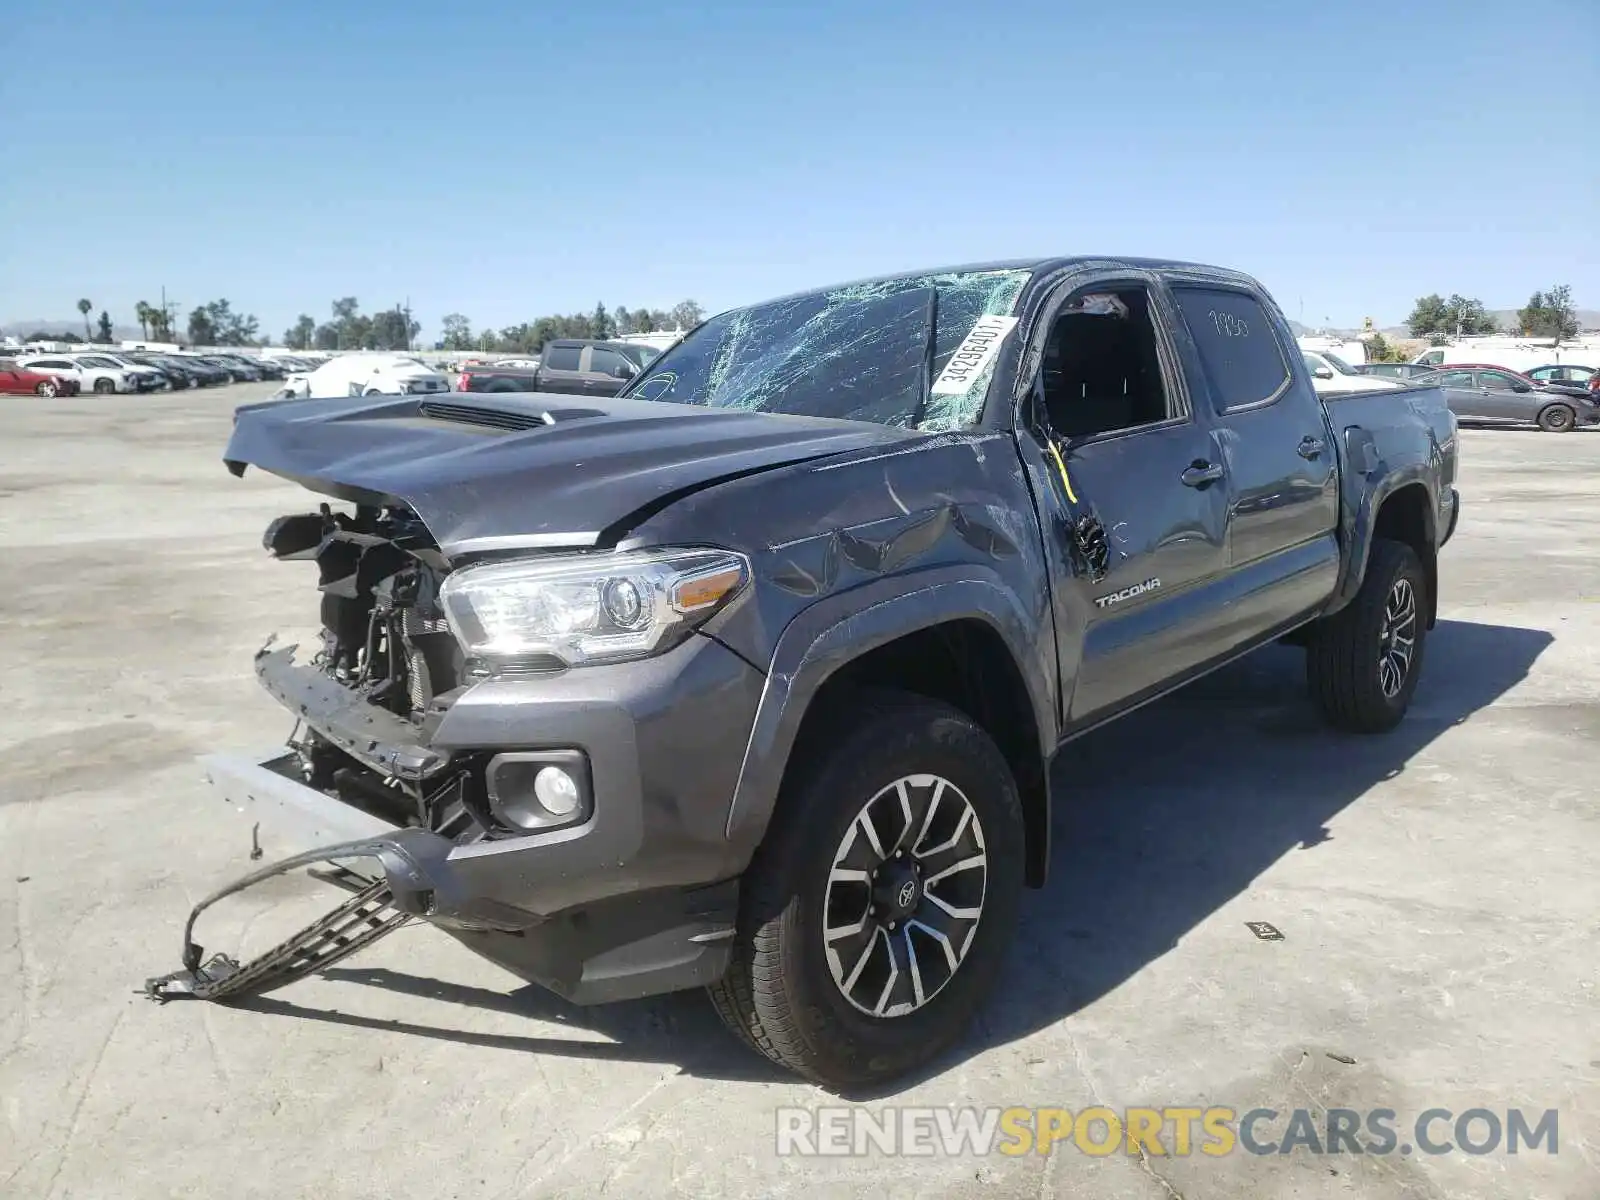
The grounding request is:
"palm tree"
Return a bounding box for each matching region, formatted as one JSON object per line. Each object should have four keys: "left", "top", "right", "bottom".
{"left": 135, "top": 301, "right": 152, "bottom": 341}
{"left": 77, "top": 298, "right": 93, "bottom": 341}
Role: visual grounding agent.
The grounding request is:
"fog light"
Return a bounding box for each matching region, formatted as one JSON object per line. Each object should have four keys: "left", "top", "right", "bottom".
{"left": 485, "top": 750, "right": 592, "bottom": 834}
{"left": 534, "top": 766, "right": 580, "bottom": 816}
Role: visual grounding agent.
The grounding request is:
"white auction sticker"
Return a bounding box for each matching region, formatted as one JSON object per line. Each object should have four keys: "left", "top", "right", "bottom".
{"left": 930, "top": 315, "right": 1019, "bottom": 395}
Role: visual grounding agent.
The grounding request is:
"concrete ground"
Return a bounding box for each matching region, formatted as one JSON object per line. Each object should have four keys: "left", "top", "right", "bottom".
{"left": 1, "top": 387, "right": 1596, "bottom": 1199}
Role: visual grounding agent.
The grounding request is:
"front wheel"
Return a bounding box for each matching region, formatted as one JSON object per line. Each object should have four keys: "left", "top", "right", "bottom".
{"left": 1538, "top": 404, "right": 1575, "bottom": 432}
{"left": 93, "top": 378, "right": 116, "bottom": 394}
{"left": 708, "top": 691, "right": 1024, "bottom": 1089}
{"left": 1306, "top": 539, "right": 1427, "bottom": 733}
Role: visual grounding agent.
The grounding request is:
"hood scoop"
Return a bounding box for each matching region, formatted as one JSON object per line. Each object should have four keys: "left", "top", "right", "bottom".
{"left": 419, "top": 397, "right": 608, "bottom": 433}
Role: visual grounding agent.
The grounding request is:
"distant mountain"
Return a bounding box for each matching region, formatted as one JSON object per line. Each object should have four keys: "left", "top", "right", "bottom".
{"left": 2, "top": 318, "right": 146, "bottom": 341}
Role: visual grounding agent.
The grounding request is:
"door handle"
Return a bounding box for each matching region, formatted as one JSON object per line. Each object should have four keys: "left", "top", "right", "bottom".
{"left": 1180, "top": 461, "right": 1224, "bottom": 488}
{"left": 1297, "top": 435, "right": 1325, "bottom": 459}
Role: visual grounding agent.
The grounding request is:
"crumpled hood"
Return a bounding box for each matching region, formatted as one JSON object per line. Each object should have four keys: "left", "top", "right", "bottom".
{"left": 224, "top": 392, "right": 916, "bottom": 557}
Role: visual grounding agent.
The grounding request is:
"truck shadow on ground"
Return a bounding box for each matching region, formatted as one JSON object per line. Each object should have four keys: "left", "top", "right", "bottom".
{"left": 256, "top": 617, "right": 1551, "bottom": 1090}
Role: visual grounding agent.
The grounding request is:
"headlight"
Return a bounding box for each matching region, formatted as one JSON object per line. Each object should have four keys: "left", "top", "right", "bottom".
{"left": 439, "top": 547, "right": 749, "bottom": 671}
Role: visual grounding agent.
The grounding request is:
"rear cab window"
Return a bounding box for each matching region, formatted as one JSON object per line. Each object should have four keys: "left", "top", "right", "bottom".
{"left": 543, "top": 345, "right": 582, "bottom": 372}
{"left": 1170, "top": 286, "right": 1291, "bottom": 411}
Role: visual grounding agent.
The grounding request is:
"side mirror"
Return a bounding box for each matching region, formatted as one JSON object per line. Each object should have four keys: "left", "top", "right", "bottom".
{"left": 1512, "top": 381, "right": 1531, "bottom": 393}
{"left": 1314, "top": 366, "right": 1334, "bottom": 380}
{"left": 616, "top": 363, "right": 638, "bottom": 380}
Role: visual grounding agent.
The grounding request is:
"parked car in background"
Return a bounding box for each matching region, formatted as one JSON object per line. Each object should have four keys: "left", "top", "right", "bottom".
{"left": 126, "top": 352, "right": 207, "bottom": 388}
{"left": 456, "top": 339, "right": 655, "bottom": 395}
{"left": 1427, "top": 362, "right": 1596, "bottom": 400}
{"left": 1356, "top": 362, "right": 1438, "bottom": 381}
{"left": 215, "top": 353, "right": 285, "bottom": 381}
{"left": 0, "top": 358, "right": 82, "bottom": 396}
{"left": 1526, "top": 363, "right": 1597, "bottom": 394}
{"left": 279, "top": 353, "right": 452, "bottom": 399}
{"left": 1416, "top": 366, "right": 1600, "bottom": 432}
{"left": 18, "top": 353, "right": 155, "bottom": 395}
{"left": 1301, "top": 350, "right": 1403, "bottom": 395}
{"left": 200, "top": 355, "right": 263, "bottom": 383}
{"left": 95, "top": 351, "right": 182, "bottom": 390}
{"left": 155, "top": 354, "right": 229, "bottom": 386}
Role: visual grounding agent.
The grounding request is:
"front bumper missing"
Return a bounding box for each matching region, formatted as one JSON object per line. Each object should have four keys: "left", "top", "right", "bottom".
{"left": 144, "top": 828, "right": 547, "bottom": 1003}
{"left": 163, "top": 750, "right": 740, "bottom": 1005}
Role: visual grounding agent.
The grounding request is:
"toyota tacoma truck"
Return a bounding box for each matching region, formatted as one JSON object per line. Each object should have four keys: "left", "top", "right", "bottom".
{"left": 150, "top": 257, "right": 1460, "bottom": 1090}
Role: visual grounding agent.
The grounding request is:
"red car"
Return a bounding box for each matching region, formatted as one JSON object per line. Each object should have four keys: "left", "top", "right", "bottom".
{"left": 0, "top": 358, "right": 81, "bottom": 396}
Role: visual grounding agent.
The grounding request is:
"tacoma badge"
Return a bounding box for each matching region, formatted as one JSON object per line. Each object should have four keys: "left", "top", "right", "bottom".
{"left": 1094, "top": 578, "right": 1161, "bottom": 609}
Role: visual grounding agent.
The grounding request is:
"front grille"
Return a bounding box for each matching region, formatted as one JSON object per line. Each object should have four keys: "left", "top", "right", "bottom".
{"left": 418, "top": 400, "right": 550, "bottom": 432}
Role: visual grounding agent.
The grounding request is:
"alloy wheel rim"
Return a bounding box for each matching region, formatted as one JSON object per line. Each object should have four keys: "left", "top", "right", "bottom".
{"left": 823, "top": 774, "right": 987, "bottom": 1018}
{"left": 1377, "top": 577, "right": 1417, "bottom": 698}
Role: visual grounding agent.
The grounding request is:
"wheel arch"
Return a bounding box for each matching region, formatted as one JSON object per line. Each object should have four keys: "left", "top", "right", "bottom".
{"left": 723, "top": 569, "right": 1059, "bottom": 888}
{"left": 1330, "top": 472, "right": 1439, "bottom": 630}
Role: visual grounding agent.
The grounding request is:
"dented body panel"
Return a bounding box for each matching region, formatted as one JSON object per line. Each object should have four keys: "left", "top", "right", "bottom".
{"left": 198, "top": 255, "right": 1459, "bottom": 1006}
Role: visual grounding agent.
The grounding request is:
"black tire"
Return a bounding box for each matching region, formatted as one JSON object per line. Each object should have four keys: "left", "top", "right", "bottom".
{"left": 93, "top": 378, "right": 116, "bottom": 394}
{"left": 35, "top": 380, "right": 57, "bottom": 397}
{"left": 1538, "top": 404, "right": 1575, "bottom": 432}
{"left": 1306, "top": 539, "right": 1427, "bottom": 734}
{"left": 708, "top": 690, "right": 1025, "bottom": 1090}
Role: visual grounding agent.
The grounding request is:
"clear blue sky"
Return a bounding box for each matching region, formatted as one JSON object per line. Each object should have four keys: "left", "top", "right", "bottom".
{"left": 2, "top": 0, "right": 1595, "bottom": 342}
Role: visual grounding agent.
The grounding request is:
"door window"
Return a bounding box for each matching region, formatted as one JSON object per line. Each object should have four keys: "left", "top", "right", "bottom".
{"left": 543, "top": 345, "right": 581, "bottom": 371}
{"left": 587, "top": 347, "right": 634, "bottom": 378}
{"left": 1036, "top": 285, "right": 1175, "bottom": 440}
{"left": 1171, "top": 287, "right": 1290, "bottom": 411}
{"left": 1479, "top": 370, "right": 1524, "bottom": 391}
{"left": 1435, "top": 370, "right": 1475, "bottom": 387}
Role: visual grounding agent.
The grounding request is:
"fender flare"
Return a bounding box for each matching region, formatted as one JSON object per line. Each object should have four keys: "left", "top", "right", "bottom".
{"left": 721, "top": 565, "right": 1058, "bottom": 859}
{"left": 1328, "top": 433, "right": 1438, "bottom": 620}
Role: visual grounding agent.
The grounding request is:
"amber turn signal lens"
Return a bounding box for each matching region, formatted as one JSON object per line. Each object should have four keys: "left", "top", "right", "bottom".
{"left": 671, "top": 565, "right": 745, "bottom": 613}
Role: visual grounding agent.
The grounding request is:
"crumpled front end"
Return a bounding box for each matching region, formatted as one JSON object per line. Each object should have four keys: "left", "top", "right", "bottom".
{"left": 156, "top": 497, "right": 766, "bottom": 1006}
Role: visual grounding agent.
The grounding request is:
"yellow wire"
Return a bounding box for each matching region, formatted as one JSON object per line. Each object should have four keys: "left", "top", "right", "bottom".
{"left": 1047, "top": 440, "right": 1078, "bottom": 504}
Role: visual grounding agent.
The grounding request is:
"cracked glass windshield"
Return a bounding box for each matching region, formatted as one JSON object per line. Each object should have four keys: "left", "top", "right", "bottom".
{"left": 622, "top": 268, "right": 1031, "bottom": 431}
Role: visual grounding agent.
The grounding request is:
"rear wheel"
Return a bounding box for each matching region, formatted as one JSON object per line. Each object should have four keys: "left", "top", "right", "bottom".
{"left": 1538, "top": 404, "right": 1575, "bottom": 432}
{"left": 93, "top": 378, "right": 115, "bottom": 394}
{"left": 35, "top": 380, "right": 58, "bottom": 397}
{"left": 1306, "top": 539, "right": 1427, "bottom": 733}
{"left": 708, "top": 691, "right": 1024, "bottom": 1089}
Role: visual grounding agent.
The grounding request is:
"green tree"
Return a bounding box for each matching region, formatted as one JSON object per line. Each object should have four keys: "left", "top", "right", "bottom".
{"left": 285, "top": 314, "right": 316, "bottom": 350}
{"left": 134, "top": 301, "right": 152, "bottom": 340}
{"left": 613, "top": 306, "right": 634, "bottom": 335}
{"left": 1365, "top": 333, "right": 1409, "bottom": 364}
{"left": 1516, "top": 285, "right": 1579, "bottom": 340}
{"left": 1405, "top": 293, "right": 1495, "bottom": 343}
{"left": 439, "top": 313, "right": 474, "bottom": 351}
{"left": 313, "top": 323, "right": 340, "bottom": 351}
{"left": 591, "top": 303, "right": 614, "bottom": 341}
{"left": 669, "top": 299, "right": 704, "bottom": 330}
{"left": 187, "top": 306, "right": 217, "bottom": 346}
{"left": 633, "top": 309, "right": 657, "bottom": 333}
{"left": 149, "top": 304, "right": 175, "bottom": 341}
{"left": 370, "top": 308, "right": 419, "bottom": 351}
{"left": 96, "top": 310, "right": 114, "bottom": 344}
{"left": 77, "top": 298, "right": 93, "bottom": 340}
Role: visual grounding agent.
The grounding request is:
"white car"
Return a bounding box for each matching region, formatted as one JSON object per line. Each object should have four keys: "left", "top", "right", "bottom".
{"left": 1301, "top": 351, "right": 1402, "bottom": 396}
{"left": 279, "top": 354, "right": 452, "bottom": 400}
{"left": 18, "top": 354, "right": 154, "bottom": 395}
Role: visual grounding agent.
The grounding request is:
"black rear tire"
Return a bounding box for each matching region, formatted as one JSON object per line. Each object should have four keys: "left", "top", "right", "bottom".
{"left": 708, "top": 690, "right": 1024, "bottom": 1090}
{"left": 1538, "top": 404, "right": 1575, "bottom": 432}
{"left": 1306, "top": 539, "right": 1427, "bottom": 733}
{"left": 93, "top": 378, "right": 115, "bottom": 394}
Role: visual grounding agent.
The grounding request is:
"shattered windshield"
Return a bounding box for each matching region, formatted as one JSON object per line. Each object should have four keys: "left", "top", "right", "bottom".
{"left": 620, "top": 269, "right": 1031, "bottom": 431}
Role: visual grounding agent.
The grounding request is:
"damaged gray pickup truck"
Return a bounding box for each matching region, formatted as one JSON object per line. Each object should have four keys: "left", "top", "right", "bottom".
{"left": 151, "top": 257, "right": 1460, "bottom": 1089}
